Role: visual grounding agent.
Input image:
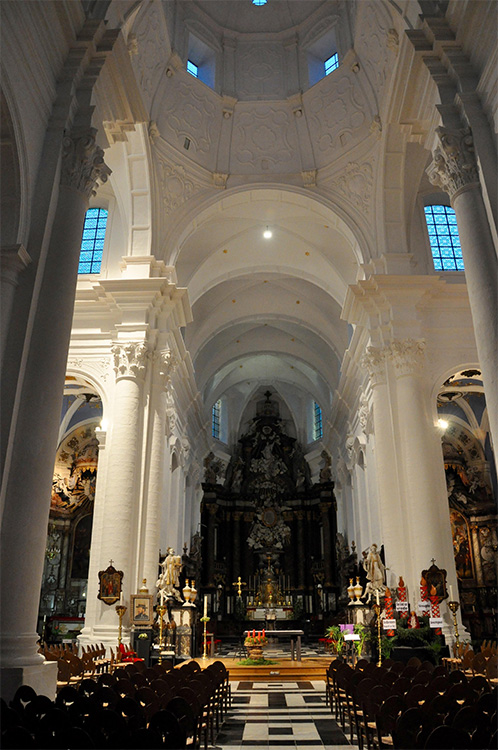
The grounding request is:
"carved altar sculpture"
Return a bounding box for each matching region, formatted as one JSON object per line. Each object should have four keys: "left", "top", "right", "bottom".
{"left": 361, "top": 543, "right": 387, "bottom": 602}
{"left": 156, "top": 547, "right": 183, "bottom": 602}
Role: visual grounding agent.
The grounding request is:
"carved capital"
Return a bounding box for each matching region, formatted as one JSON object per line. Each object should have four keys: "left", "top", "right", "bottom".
{"left": 302, "top": 169, "right": 317, "bottom": 188}
{"left": 155, "top": 348, "right": 178, "bottom": 387}
{"left": 61, "top": 128, "right": 111, "bottom": 198}
{"left": 361, "top": 346, "right": 387, "bottom": 387}
{"left": 388, "top": 338, "right": 426, "bottom": 376}
{"left": 112, "top": 342, "right": 150, "bottom": 380}
{"left": 427, "top": 127, "right": 479, "bottom": 200}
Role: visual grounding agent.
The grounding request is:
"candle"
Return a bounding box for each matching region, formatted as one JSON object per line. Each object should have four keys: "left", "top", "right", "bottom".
{"left": 449, "top": 584, "right": 454, "bottom": 601}
{"left": 160, "top": 590, "right": 165, "bottom": 606}
{"left": 375, "top": 589, "right": 380, "bottom": 606}
{"left": 204, "top": 596, "right": 208, "bottom": 617}
{"left": 262, "top": 629, "right": 265, "bottom": 638}
{"left": 253, "top": 629, "right": 255, "bottom": 638}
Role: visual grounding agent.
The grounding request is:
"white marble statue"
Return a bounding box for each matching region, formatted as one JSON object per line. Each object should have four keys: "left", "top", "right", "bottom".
{"left": 361, "top": 543, "right": 387, "bottom": 602}
{"left": 156, "top": 547, "right": 183, "bottom": 602}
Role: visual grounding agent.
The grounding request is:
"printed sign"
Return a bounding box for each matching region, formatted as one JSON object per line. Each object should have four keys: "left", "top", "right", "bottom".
{"left": 430, "top": 617, "right": 443, "bottom": 628}
{"left": 344, "top": 633, "right": 361, "bottom": 641}
{"left": 383, "top": 619, "right": 397, "bottom": 630}
{"left": 418, "top": 601, "right": 431, "bottom": 612}
{"left": 396, "top": 601, "right": 409, "bottom": 612}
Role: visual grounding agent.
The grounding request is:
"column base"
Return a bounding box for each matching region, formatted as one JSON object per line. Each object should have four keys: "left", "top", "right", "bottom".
{"left": 1, "top": 661, "right": 57, "bottom": 702}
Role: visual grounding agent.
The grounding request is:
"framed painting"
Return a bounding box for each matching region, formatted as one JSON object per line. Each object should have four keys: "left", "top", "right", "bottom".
{"left": 97, "top": 563, "right": 123, "bottom": 605}
{"left": 131, "top": 594, "right": 154, "bottom": 626}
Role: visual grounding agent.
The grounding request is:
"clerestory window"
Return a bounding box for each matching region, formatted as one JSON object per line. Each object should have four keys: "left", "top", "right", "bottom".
{"left": 78, "top": 208, "right": 108, "bottom": 274}
{"left": 324, "top": 53, "right": 339, "bottom": 76}
{"left": 424, "top": 205, "right": 464, "bottom": 271}
{"left": 212, "top": 399, "right": 221, "bottom": 440}
{"left": 313, "top": 401, "right": 323, "bottom": 441}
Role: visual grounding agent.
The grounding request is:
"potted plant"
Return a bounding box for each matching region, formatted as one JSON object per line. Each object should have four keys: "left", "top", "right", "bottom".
{"left": 244, "top": 629, "right": 268, "bottom": 659}
{"left": 325, "top": 625, "right": 345, "bottom": 657}
{"left": 353, "top": 622, "right": 370, "bottom": 658}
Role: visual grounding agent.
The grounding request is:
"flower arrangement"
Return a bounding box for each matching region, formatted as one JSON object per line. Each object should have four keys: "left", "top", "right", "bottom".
{"left": 244, "top": 629, "right": 268, "bottom": 647}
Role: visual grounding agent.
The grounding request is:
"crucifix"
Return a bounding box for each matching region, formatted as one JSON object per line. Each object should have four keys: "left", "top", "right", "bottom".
{"left": 232, "top": 576, "right": 247, "bottom": 597}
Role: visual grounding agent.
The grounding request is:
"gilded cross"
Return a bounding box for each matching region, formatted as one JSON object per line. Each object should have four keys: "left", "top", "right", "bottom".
{"left": 232, "top": 576, "right": 246, "bottom": 596}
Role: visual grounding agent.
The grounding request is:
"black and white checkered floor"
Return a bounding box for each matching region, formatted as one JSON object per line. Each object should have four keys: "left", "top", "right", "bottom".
{"left": 215, "top": 680, "right": 357, "bottom": 749}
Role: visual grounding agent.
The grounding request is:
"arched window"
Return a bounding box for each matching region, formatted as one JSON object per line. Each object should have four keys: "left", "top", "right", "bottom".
{"left": 313, "top": 401, "right": 323, "bottom": 441}
{"left": 78, "top": 208, "right": 108, "bottom": 274}
{"left": 424, "top": 205, "right": 464, "bottom": 271}
{"left": 212, "top": 399, "right": 221, "bottom": 440}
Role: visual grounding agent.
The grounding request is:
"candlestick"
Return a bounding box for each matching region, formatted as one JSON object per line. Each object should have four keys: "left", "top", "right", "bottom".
{"left": 447, "top": 600, "right": 461, "bottom": 650}
{"left": 115, "top": 604, "right": 127, "bottom": 647}
{"left": 373, "top": 602, "right": 382, "bottom": 667}
{"left": 157, "top": 603, "right": 167, "bottom": 664}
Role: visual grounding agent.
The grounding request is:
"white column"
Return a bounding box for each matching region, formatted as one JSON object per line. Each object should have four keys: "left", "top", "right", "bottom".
{"left": 0, "top": 129, "right": 110, "bottom": 699}
{"left": 361, "top": 347, "right": 409, "bottom": 588}
{"left": 388, "top": 340, "right": 458, "bottom": 603}
{"left": 427, "top": 126, "right": 498, "bottom": 450}
{"left": 141, "top": 351, "right": 176, "bottom": 596}
{"left": 94, "top": 342, "right": 148, "bottom": 638}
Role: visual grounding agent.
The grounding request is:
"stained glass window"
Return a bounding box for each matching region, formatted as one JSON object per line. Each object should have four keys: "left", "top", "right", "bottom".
{"left": 313, "top": 401, "right": 323, "bottom": 441}
{"left": 187, "top": 60, "right": 198, "bottom": 77}
{"left": 78, "top": 208, "right": 108, "bottom": 274}
{"left": 212, "top": 399, "right": 221, "bottom": 439}
{"left": 424, "top": 205, "right": 464, "bottom": 271}
{"left": 324, "top": 53, "right": 339, "bottom": 75}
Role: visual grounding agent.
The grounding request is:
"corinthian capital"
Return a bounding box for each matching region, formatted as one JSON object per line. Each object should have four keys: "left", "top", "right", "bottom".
{"left": 426, "top": 127, "right": 479, "bottom": 200}
{"left": 156, "top": 348, "right": 178, "bottom": 387}
{"left": 360, "top": 346, "right": 387, "bottom": 387}
{"left": 388, "top": 338, "right": 425, "bottom": 376}
{"left": 112, "top": 342, "right": 150, "bottom": 380}
{"left": 61, "top": 127, "right": 111, "bottom": 198}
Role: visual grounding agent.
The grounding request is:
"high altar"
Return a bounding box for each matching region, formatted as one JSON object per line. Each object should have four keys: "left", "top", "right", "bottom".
{"left": 198, "top": 392, "right": 338, "bottom": 629}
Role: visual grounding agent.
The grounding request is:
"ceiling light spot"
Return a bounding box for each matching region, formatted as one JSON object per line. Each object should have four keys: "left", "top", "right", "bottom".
{"left": 263, "top": 226, "right": 272, "bottom": 239}
{"left": 291, "top": 338, "right": 295, "bottom": 341}
{"left": 239, "top": 365, "right": 243, "bottom": 368}
{"left": 305, "top": 251, "right": 310, "bottom": 256}
{"left": 324, "top": 225, "right": 329, "bottom": 228}
{"left": 264, "top": 280, "right": 268, "bottom": 283}
{"left": 232, "top": 299, "right": 236, "bottom": 303}
{"left": 296, "top": 300, "right": 300, "bottom": 304}
{"left": 223, "top": 249, "right": 228, "bottom": 254}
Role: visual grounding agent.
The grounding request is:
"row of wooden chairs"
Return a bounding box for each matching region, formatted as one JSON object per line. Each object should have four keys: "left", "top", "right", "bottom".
{"left": 327, "top": 657, "right": 497, "bottom": 750}
{"left": 2, "top": 659, "right": 231, "bottom": 749}
{"left": 447, "top": 650, "right": 498, "bottom": 680}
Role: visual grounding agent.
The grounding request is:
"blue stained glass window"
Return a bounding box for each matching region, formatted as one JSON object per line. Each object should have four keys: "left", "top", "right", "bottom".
{"left": 313, "top": 401, "right": 323, "bottom": 441}
{"left": 212, "top": 399, "right": 221, "bottom": 439}
{"left": 252, "top": 0, "right": 267, "bottom": 5}
{"left": 324, "top": 53, "right": 339, "bottom": 75}
{"left": 424, "top": 205, "right": 465, "bottom": 272}
{"left": 78, "top": 208, "right": 108, "bottom": 274}
{"left": 187, "top": 60, "right": 198, "bottom": 77}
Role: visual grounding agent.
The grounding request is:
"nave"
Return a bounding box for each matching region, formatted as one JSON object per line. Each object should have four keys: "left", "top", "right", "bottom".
{"left": 217, "top": 680, "right": 351, "bottom": 750}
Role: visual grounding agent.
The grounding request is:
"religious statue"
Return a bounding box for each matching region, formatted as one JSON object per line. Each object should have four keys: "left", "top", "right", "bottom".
{"left": 361, "top": 543, "right": 387, "bottom": 602}
{"left": 156, "top": 547, "right": 183, "bottom": 602}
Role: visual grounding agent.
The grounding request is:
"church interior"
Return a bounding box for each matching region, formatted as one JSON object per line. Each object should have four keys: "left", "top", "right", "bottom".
{"left": 1, "top": 0, "right": 497, "bottom": 745}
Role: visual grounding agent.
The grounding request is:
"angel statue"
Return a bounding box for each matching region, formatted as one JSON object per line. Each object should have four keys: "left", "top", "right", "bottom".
{"left": 156, "top": 547, "right": 183, "bottom": 602}
{"left": 361, "top": 543, "right": 387, "bottom": 603}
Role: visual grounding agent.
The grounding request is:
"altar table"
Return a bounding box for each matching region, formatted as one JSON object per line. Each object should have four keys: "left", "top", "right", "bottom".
{"left": 244, "top": 629, "right": 304, "bottom": 662}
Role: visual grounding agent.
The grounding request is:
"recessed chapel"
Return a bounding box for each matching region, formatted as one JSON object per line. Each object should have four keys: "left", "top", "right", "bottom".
{"left": 1, "top": 0, "right": 497, "bottom": 705}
